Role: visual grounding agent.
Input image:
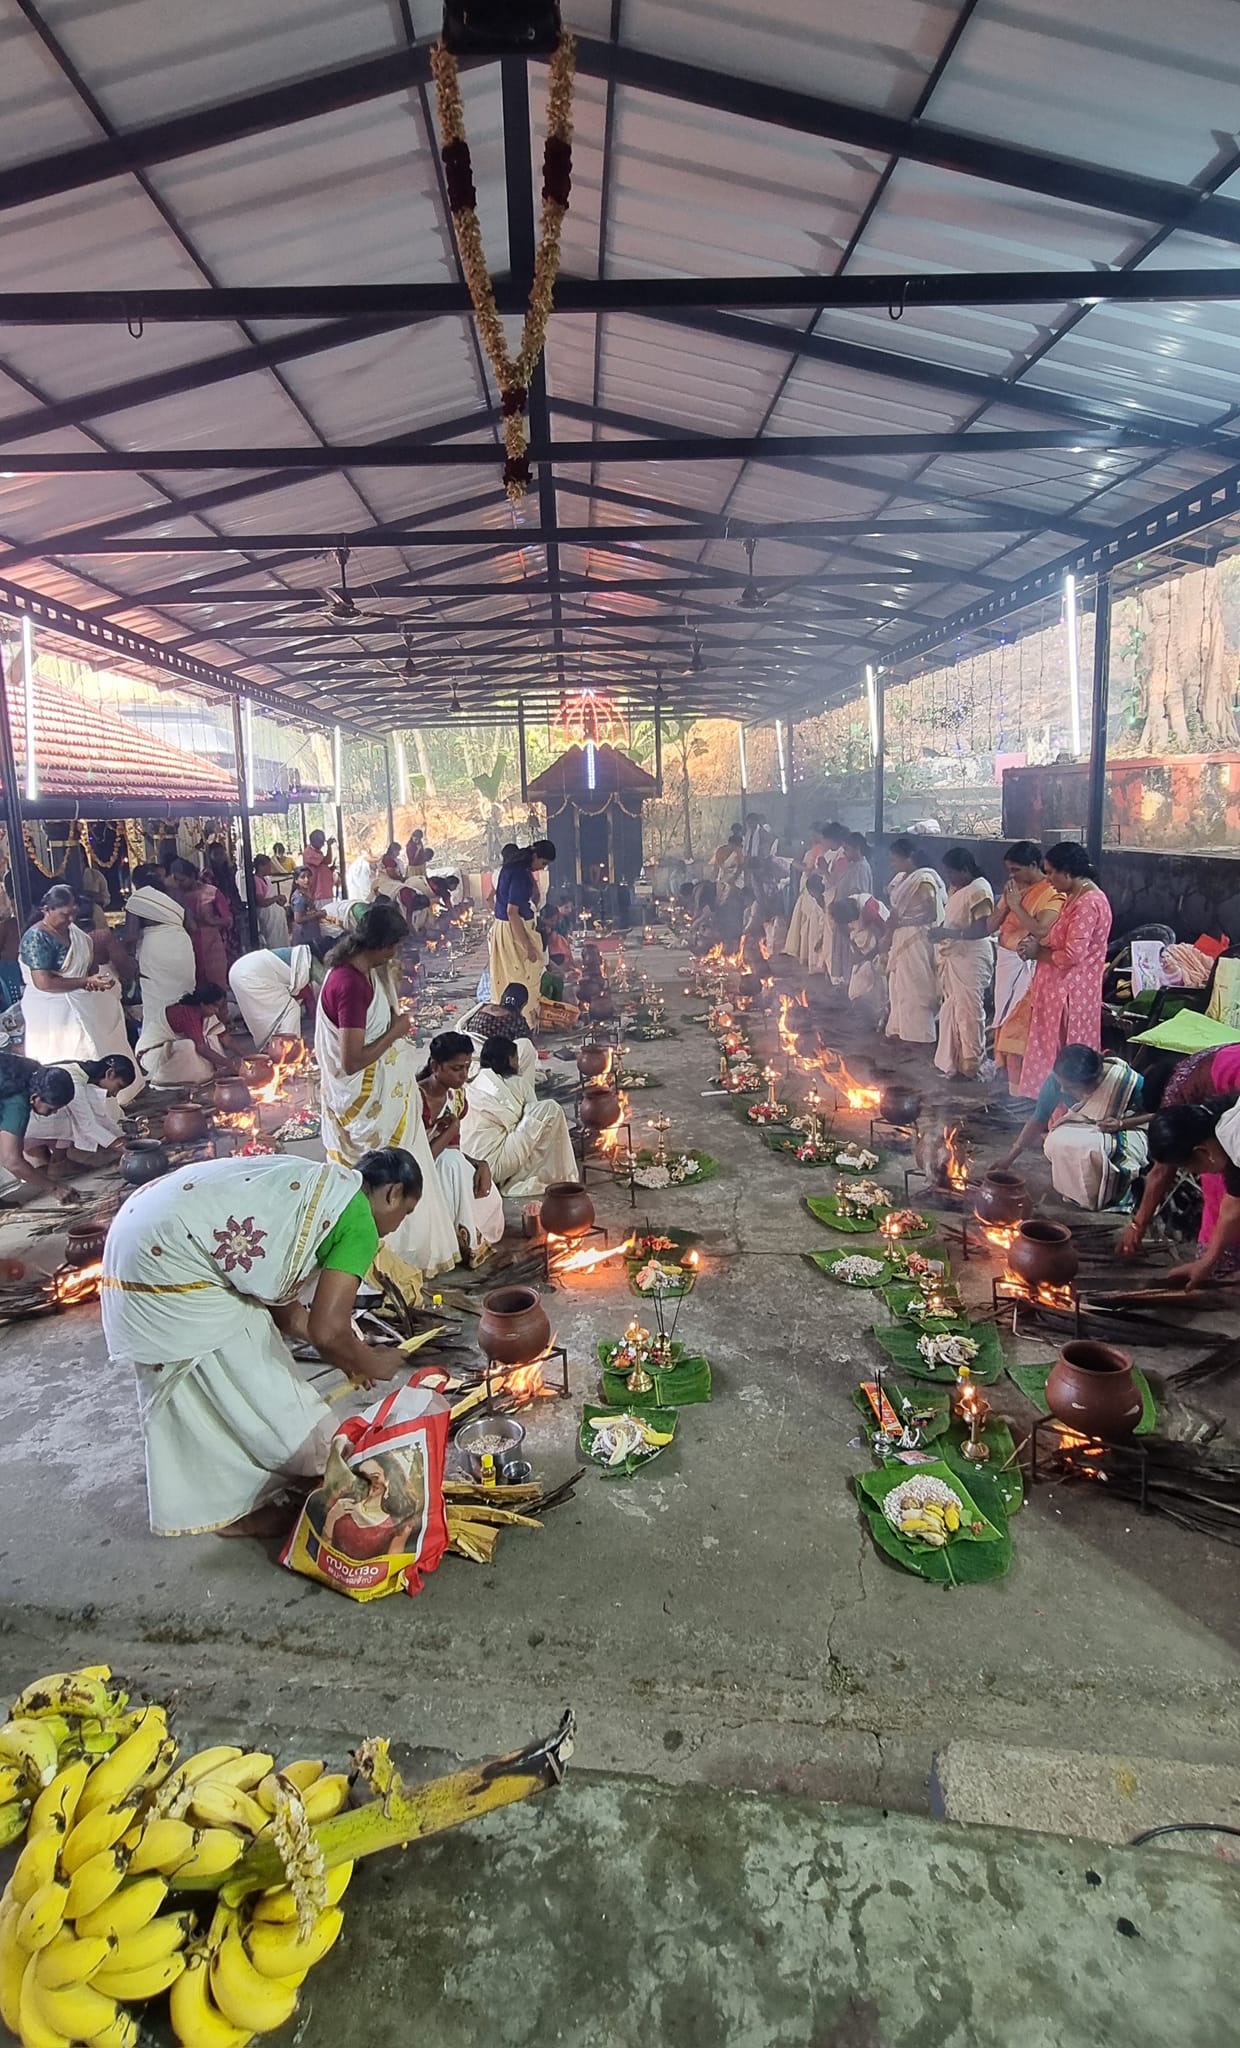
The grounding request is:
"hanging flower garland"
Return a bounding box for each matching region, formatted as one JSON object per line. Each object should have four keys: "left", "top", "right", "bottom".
{"left": 432, "top": 35, "right": 576, "bottom": 502}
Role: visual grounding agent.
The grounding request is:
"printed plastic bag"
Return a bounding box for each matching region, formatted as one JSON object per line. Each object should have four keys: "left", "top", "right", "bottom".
{"left": 282, "top": 1373, "right": 450, "bottom": 1601}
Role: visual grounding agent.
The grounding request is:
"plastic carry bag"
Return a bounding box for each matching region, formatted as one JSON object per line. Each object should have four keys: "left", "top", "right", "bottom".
{"left": 282, "top": 1373, "right": 450, "bottom": 1601}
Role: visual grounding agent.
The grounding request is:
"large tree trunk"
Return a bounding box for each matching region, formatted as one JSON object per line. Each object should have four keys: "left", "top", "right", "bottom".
{"left": 1136, "top": 568, "right": 1240, "bottom": 755}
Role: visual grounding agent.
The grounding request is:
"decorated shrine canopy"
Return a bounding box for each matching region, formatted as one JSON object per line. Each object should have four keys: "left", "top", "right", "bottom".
{"left": 526, "top": 745, "right": 657, "bottom": 810}
{"left": 6, "top": 3, "right": 1240, "bottom": 737}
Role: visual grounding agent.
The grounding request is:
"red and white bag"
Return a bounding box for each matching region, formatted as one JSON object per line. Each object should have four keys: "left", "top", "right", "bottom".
{"left": 282, "top": 1374, "right": 450, "bottom": 1601}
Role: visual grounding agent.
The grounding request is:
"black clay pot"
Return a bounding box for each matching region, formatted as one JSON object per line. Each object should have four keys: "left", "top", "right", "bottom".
{"left": 880, "top": 1086, "right": 922, "bottom": 1127}
{"left": 121, "top": 1139, "right": 170, "bottom": 1186}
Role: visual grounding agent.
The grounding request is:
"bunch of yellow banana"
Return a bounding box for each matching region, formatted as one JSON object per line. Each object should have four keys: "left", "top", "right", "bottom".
{"left": 0, "top": 1707, "right": 352, "bottom": 2048}
{"left": 0, "top": 1666, "right": 135, "bottom": 1853}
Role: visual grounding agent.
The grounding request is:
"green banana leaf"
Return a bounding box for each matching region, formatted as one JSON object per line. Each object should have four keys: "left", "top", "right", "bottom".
{"left": 804, "top": 1194, "right": 892, "bottom": 1234}
{"left": 871, "top": 1318, "right": 1005, "bottom": 1385}
{"left": 763, "top": 1132, "right": 836, "bottom": 1166}
{"left": 602, "top": 1355, "right": 711, "bottom": 1408}
{"left": 626, "top": 1149, "right": 720, "bottom": 1186}
{"left": 850, "top": 1379, "right": 952, "bottom": 1441}
{"left": 942, "top": 1417, "right": 1024, "bottom": 1516}
{"left": 852, "top": 1459, "right": 1011, "bottom": 1585}
{"left": 806, "top": 1247, "right": 893, "bottom": 1287}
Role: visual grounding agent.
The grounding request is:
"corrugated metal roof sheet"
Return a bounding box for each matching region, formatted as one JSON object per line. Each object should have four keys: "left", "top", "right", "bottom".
{"left": 0, "top": 0, "right": 1239, "bottom": 728}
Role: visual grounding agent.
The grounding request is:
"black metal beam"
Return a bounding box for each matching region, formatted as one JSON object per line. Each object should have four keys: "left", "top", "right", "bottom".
{"left": 7, "top": 269, "right": 1240, "bottom": 325}
{"left": 572, "top": 36, "right": 1240, "bottom": 249}
{"left": 0, "top": 427, "right": 1149, "bottom": 470}
{"left": 0, "top": 43, "right": 440, "bottom": 212}
{"left": 5, "top": 516, "right": 1063, "bottom": 554}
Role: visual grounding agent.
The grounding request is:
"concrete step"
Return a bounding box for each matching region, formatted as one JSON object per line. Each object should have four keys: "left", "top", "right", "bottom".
{"left": 932, "top": 1738, "right": 1240, "bottom": 1858}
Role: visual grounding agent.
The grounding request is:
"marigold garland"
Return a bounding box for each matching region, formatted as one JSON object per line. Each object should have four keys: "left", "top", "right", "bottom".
{"left": 432, "top": 35, "right": 576, "bottom": 501}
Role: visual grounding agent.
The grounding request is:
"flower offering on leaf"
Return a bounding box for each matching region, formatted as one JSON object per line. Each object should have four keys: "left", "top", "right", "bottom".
{"left": 916, "top": 1333, "right": 980, "bottom": 1373}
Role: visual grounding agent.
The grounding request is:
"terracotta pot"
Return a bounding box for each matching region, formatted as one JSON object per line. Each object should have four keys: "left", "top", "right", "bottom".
{"left": 581, "top": 944, "right": 602, "bottom": 969}
{"left": 121, "top": 1139, "right": 170, "bottom": 1186}
{"left": 1046, "top": 1341, "right": 1143, "bottom": 1438}
{"left": 577, "top": 1044, "right": 611, "bottom": 1078}
{"left": 0, "top": 1257, "right": 29, "bottom": 1287}
{"left": 267, "top": 1035, "right": 301, "bottom": 1065}
{"left": 239, "top": 1056, "right": 275, "bottom": 1088}
{"left": 477, "top": 1284, "right": 552, "bottom": 1367}
{"left": 161, "top": 1104, "right": 208, "bottom": 1145}
{"left": 587, "top": 991, "right": 615, "bottom": 1020}
{"left": 64, "top": 1223, "right": 107, "bottom": 1268}
{"left": 539, "top": 1181, "right": 595, "bottom": 1238}
{"left": 973, "top": 1168, "right": 1032, "bottom": 1226}
{"left": 576, "top": 975, "right": 605, "bottom": 1002}
{"left": 1008, "top": 1220, "right": 1079, "bottom": 1290}
{"left": 579, "top": 1084, "right": 622, "bottom": 1131}
{"left": 880, "top": 1086, "right": 922, "bottom": 1127}
{"left": 214, "top": 1079, "right": 253, "bottom": 1113}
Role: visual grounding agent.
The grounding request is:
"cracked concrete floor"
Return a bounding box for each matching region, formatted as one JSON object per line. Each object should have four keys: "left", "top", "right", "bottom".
{"left": 0, "top": 942, "right": 1235, "bottom": 2040}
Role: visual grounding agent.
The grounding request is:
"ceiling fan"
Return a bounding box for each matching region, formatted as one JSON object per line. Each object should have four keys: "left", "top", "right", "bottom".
{"left": 734, "top": 535, "right": 836, "bottom": 612}
{"left": 310, "top": 543, "right": 390, "bottom": 624}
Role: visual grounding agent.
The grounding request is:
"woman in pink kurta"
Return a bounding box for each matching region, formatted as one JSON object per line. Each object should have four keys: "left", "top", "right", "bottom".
{"left": 1016, "top": 843, "right": 1112, "bottom": 1100}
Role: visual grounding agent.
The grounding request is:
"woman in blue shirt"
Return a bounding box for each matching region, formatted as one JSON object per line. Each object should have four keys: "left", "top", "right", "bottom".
{"left": 487, "top": 840, "right": 555, "bottom": 1026}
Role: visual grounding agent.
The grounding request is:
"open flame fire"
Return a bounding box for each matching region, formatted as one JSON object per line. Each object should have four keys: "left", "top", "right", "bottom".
{"left": 50, "top": 1262, "right": 103, "bottom": 1306}
{"left": 999, "top": 1270, "right": 1075, "bottom": 1312}
{"left": 551, "top": 1236, "right": 635, "bottom": 1274}
{"left": 978, "top": 1220, "right": 1018, "bottom": 1251}
{"left": 944, "top": 1124, "right": 969, "bottom": 1191}
{"left": 489, "top": 1345, "right": 564, "bottom": 1405}
{"left": 816, "top": 1046, "right": 881, "bottom": 1113}
{"left": 252, "top": 1041, "right": 310, "bottom": 1104}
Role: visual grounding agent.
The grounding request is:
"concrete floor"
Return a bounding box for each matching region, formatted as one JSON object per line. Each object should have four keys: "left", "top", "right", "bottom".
{"left": 0, "top": 937, "right": 1236, "bottom": 2041}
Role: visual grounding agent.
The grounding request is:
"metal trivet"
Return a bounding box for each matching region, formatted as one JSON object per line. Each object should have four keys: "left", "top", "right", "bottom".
{"left": 482, "top": 1344, "right": 572, "bottom": 1407}
{"left": 1026, "top": 1414, "right": 1151, "bottom": 1509}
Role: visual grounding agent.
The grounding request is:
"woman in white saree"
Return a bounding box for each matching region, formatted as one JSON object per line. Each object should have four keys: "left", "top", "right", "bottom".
{"left": 229, "top": 944, "right": 314, "bottom": 1051}
{"left": 126, "top": 869, "right": 200, "bottom": 1082}
{"left": 930, "top": 848, "right": 996, "bottom": 1078}
{"left": 19, "top": 885, "right": 132, "bottom": 1072}
{"left": 461, "top": 1038, "right": 577, "bottom": 1197}
{"left": 314, "top": 901, "right": 459, "bottom": 1278}
{"left": 102, "top": 1148, "right": 422, "bottom": 1537}
{"left": 883, "top": 838, "right": 947, "bottom": 1046}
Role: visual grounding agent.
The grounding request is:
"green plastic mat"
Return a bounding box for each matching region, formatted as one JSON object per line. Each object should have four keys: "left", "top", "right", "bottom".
{"left": 804, "top": 1193, "right": 893, "bottom": 1234}
{"left": 806, "top": 1247, "right": 893, "bottom": 1287}
{"left": 1130, "top": 1010, "right": 1240, "bottom": 1054}
{"left": 1005, "top": 1360, "right": 1156, "bottom": 1434}
{"left": 580, "top": 1402, "right": 679, "bottom": 1477}
{"left": 871, "top": 1318, "right": 1005, "bottom": 1385}
{"left": 601, "top": 1355, "right": 711, "bottom": 1408}
{"left": 853, "top": 1459, "right": 1010, "bottom": 1585}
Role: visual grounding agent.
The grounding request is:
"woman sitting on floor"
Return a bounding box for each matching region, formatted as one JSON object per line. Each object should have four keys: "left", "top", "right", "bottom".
{"left": 460, "top": 980, "right": 538, "bottom": 1082}
{"left": 461, "top": 1037, "right": 576, "bottom": 1198}
{"left": 416, "top": 1031, "right": 505, "bottom": 1264}
{"left": 994, "top": 1043, "right": 1147, "bottom": 1210}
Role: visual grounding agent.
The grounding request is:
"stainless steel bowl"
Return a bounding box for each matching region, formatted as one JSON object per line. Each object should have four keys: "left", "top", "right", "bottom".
{"left": 455, "top": 1415, "right": 526, "bottom": 1480}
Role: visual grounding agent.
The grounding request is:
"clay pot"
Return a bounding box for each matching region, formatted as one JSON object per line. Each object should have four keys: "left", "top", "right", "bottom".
{"left": 579, "top": 1084, "right": 622, "bottom": 1131}
{"left": 0, "top": 1258, "right": 29, "bottom": 1287}
{"left": 576, "top": 975, "right": 605, "bottom": 1003}
{"left": 880, "top": 1086, "right": 922, "bottom": 1127}
{"left": 587, "top": 991, "right": 615, "bottom": 1020}
{"left": 1008, "top": 1220, "right": 1079, "bottom": 1291}
{"left": 539, "top": 1181, "right": 595, "bottom": 1238}
{"left": 1046, "top": 1341, "right": 1143, "bottom": 1438}
{"left": 577, "top": 1044, "right": 611, "bottom": 1079}
{"left": 239, "top": 1056, "right": 275, "bottom": 1088}
{"left": 477, "top": 1284, "right": 552, "bottom": 1367}
{"left": 64, "top": 1223, "right": 107, "bottom": 1268}
{"left": 161, "top": 1104, "right": 208, "bottom": 1145}
{"left": 121, "top": 1139, "right": 170, "bottom": 1186}
{"left": 737, "top": 971, "right": 762, "bottom": 997}
{"left": 213, "top": 1079, "right": 253, "bottom": 1114}
{"left": 973, "top": 1168, "right": 1032, "bottom": 1226}
{"left": 581, "top": 943, "right": 602, "bottom": 969}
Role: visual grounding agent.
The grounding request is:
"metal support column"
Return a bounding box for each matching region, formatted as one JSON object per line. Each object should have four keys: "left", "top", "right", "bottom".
{"left": 872, "top": 670, "right": 886, "bottom": 841}
{"left": 517, "top": 698, "right": 529, "bottom": 801}
{"left": 230, "top": 695, "right": 260, "bottom": 949}
{"left": 0, "top": 645, "right": 30, "bottom": 926}
{"left": 653, "top": 697, "right": 663, "bottom": 797}
{"left": 334, "top": 806, "right": 347, "bottom": 895}
{"left": 1085, "top": 576, "right": 1112, "bottom": 867}
{"left": 382, "top": 739, "right": 395, "bottom": 846}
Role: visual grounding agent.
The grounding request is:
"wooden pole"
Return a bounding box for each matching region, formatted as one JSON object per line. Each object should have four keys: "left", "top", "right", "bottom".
{"left": 517, "top": 698, "right": 529, "bottom": 801}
